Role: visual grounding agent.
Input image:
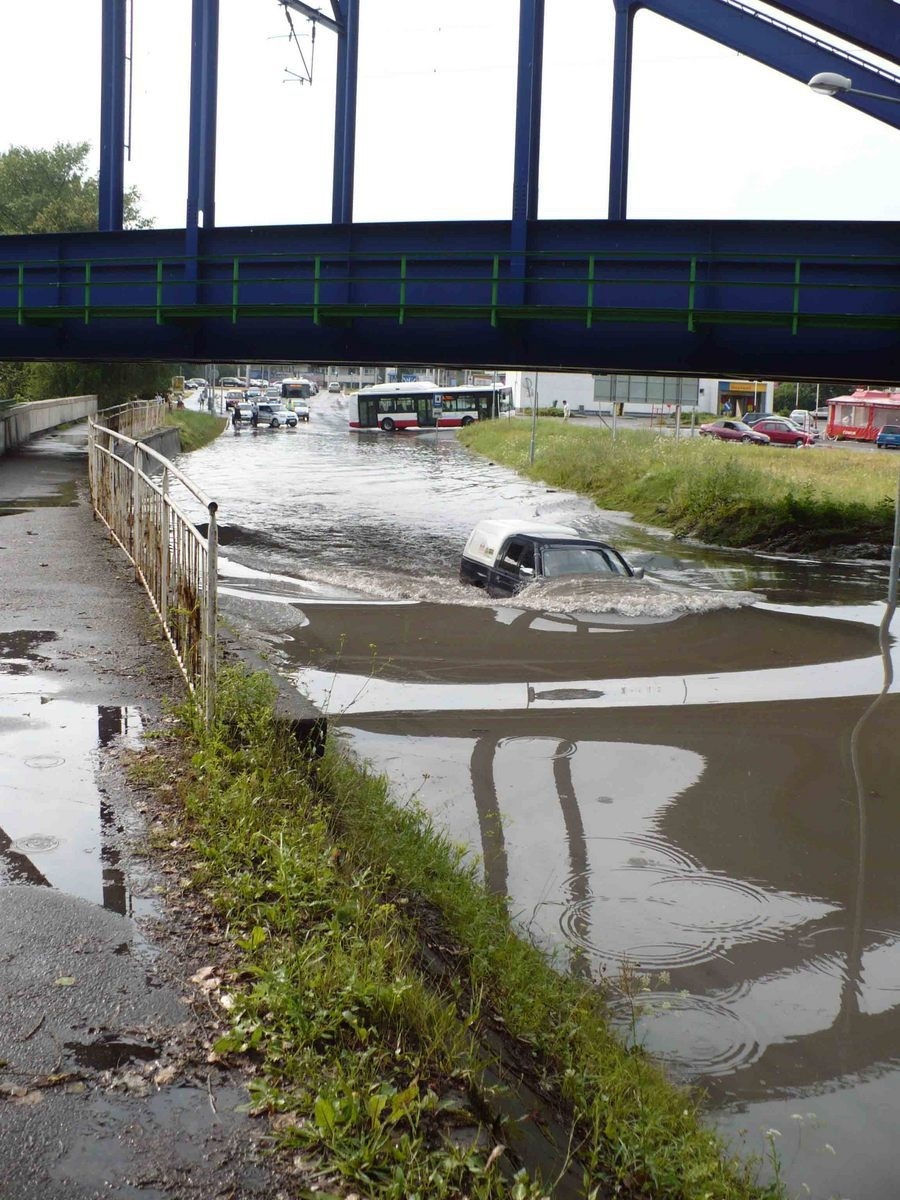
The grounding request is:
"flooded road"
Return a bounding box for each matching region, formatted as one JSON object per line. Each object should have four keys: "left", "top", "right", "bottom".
{"left": 179, "top": 398, "right": 900, "bottom": 1199}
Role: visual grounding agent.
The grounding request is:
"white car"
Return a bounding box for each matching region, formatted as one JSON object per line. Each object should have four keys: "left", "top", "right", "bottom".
{"left": 788, "top": 409, "right": 816, "bottom": 432}
{"left": 327, "top": 381, "right": 342, "bottom": 393}
{"left": 256, "top": 402, "right": 297, "bottom": 428}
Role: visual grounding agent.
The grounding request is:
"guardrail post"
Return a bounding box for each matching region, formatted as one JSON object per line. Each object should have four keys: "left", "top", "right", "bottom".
{"left": 204, "top": 500, "right": 218, "bottom": 725}
{"left": 161, "top": 466, "right": 170, "bottom": 633}
{"left": 131, "top": 442, "right": 141, "bottom": 576}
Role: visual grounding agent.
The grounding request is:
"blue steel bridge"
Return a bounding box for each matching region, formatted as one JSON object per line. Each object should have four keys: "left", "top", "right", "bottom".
{"left": 5, "top": 0, "right": 900, "bottom": 380}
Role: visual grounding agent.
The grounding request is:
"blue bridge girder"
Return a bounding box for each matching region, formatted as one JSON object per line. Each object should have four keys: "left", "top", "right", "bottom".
{"left": 639, "top": 0, "right": 900, "bottom": 130}
{"left": 1, "top": 219, "right": 898, "bottom": 383}
{"left": 761, "top": 0, "right": 900, "bottom": 66}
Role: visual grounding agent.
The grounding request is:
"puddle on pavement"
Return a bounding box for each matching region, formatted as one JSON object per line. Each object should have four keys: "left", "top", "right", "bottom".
{"left": 0, "top": 676, "right": 150, "bottom": 915}
{"left": 0, "top": 629, "right": 59, "bottom": 674}
{"left": 64, "top": 1033, "right": 160, "bottom": 1071}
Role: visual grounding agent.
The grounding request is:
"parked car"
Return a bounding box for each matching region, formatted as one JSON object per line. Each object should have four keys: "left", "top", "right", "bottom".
{"left": 875, "top": 424, "right": 900, "bottom": 449}
{"left": 788, "top": 409, "right": 816, "bottom": 433}
{"left": 256, "top": 402, "right": 298, "bottom": 428}
{"left": 750, "top": 417, "right": 816, "bottom": 447}
{"left": 459, "top": 520, "right": 642, "bottom": 598}
{"left": 327, "top": 381, "right": 342, "bottom": 393}
{"left": 186, "top": 377, "right": 207, "bottom": 389}
{"left": 738, "top": 412, "right": 769, "bottom": 428}
{"left": 698, "top": 419, "right": 770, "bottom": 445}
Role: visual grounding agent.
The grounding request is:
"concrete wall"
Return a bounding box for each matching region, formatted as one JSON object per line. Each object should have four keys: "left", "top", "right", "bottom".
{"left": 0, "top": 395, "right": 98, "bottom": 455}
{"left": 111, "top": 425, "right": 181, "bottom": 469}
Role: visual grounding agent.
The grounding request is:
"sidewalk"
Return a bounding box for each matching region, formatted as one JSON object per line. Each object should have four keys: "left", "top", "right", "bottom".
{"left": 0, "top": 427, "right": 297, "bottom": 1199}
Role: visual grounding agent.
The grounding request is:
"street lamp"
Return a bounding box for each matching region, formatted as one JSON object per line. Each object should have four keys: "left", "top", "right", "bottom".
{"left": 808, "top": 71, "right": 900, "bottom": 604}
{"left": 808, "top": 72, "right": 900, "bottom": 104}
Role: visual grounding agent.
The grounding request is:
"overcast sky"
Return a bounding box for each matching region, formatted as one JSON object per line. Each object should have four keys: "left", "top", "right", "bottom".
{"left": 4, "top": 0, "right": 899, "bottom": 229}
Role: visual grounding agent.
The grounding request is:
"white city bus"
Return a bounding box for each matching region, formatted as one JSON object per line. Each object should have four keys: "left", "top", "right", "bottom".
{"left": 433, "top": 385, "right": 512, "bottom": 427}
{"left": 348, "top": 382, "right": 509, "bottom": 431}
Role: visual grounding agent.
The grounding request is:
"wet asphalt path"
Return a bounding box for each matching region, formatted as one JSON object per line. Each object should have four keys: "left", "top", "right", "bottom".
{"left": 0, "top": 427, "right": 296, "bottom": 1199}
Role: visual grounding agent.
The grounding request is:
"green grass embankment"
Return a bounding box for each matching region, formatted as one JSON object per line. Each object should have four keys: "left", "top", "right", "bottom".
{"left": 459, "top": 420, "right": 896, "bottom": 554}
{"left": 164, "top": 407, "right": 226, "bottom": 451}
{"left": 131, "top": 669, "right": 782, "bottom": 1200}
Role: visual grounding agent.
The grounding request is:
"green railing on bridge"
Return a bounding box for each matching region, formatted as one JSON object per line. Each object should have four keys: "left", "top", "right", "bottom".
{"left": 0, "top": 246, "right": 898, "bottom": 335}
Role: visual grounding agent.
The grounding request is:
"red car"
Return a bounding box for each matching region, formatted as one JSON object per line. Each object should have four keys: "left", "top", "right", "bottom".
{"left": 750, "top": 417, "right": 816, "bottom": 448}
{"left": 698, "top": 419, "right": 770, "bottom": 445}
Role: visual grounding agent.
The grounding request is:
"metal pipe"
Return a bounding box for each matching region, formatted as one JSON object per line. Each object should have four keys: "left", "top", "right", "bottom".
{"left": 205, "top": 500, "right": 219, "bottom": 724}
{"left": 529, "top": 372, "right": 539, "bottom": 464}
{"left": 888, "top": 468, "right": 900, "bottom": 609}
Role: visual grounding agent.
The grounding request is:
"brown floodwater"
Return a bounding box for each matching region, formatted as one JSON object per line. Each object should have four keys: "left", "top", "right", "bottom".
{"left": 179, "top": 399, "right": 900, "bottom": 1198}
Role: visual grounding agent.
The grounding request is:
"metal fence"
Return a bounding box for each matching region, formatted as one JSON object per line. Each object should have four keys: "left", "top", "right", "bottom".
{"left": 100, "top": 397, "right": 169, "bottom": 440}
{"left": 88, "top": 418, "right": 218, "bottom": 721}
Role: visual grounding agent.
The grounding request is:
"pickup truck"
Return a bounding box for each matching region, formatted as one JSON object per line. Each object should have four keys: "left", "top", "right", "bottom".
{"left": 459, "top": 519, "right": 642, "bottom": 598}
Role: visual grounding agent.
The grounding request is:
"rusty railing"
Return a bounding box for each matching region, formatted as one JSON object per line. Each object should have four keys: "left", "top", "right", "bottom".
{"left": 99, "top": 397, "right": 169, "bottom": 440}
{"left": 88, "top": 418, "right": 218, "bottom": 721}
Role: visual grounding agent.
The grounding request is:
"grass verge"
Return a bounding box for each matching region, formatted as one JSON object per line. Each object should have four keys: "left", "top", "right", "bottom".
{"left": 459, "top": 420, "right": 896, "bottom": 554}
{"left": 132, "top": 667, "right": 782, "bottom": 1200}
{"left": 164, "top": 407, "right": 227, "bottom": 451}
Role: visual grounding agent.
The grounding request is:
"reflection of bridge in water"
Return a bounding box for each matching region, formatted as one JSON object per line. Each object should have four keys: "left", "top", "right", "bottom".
{"left": 320, "top": 607, "right": 900, "bottom": 1102}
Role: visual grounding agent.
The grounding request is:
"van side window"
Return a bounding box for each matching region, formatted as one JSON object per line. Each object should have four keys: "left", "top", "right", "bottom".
{"left": 500, "top": 539, "right": 528, "bottom": 572}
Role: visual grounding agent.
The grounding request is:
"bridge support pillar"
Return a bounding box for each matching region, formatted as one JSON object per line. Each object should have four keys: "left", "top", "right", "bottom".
{"left": 332, "top": 0, "right": 360, "bottom": 224}
{"left": 608, "top": 0, "right": 635, "bottom": 221}
{"left": 511, "top": 0, "right": 545, "bottom": 301}
{"left": 186, "top": 0, "right": 220, "bottom": 273}
{"left": 99, "top": 0, "right": 127, "bottom": 232}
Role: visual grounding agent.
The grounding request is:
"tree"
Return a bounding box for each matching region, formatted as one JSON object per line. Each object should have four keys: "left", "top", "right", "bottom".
{"left": 773, "top": 381, "right": 858, "bottom": 413}
{"left": 0, "top": 142, "right": 149, "bottom": 234}
{"left": 0, "top": 142, "right": 167, "bottom": 405}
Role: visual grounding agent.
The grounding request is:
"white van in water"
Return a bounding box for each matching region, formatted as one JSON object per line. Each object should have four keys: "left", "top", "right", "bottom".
{"left": 459, "top": 520, "right": 642, "bottom": 598}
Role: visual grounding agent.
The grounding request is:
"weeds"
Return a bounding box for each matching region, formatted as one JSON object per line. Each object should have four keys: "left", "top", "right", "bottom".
{"left": 459, "top": 420, "right": 896, "bottom": 553}
{"left": 137, "top": 667, "right": 783, "bottom": 1199}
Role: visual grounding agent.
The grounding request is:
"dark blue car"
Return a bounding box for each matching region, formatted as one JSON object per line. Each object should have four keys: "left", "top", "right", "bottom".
{"left": 876, "top": 424, "right": 900, "bottom": 449}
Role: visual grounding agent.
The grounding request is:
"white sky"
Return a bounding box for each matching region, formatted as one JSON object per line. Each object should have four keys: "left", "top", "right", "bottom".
{"left": 3, "top": 0, "right": 899, "bottom": 229}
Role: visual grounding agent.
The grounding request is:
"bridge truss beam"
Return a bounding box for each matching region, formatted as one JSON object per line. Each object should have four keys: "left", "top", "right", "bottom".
{"left": 1, "top": 219, "right": 897, "bottom": 383}
{"left": 99, "top": 0, "right": 127, "bottom": 232}
{"left": 761, "top": 0, "right": 900, "bottom": 66}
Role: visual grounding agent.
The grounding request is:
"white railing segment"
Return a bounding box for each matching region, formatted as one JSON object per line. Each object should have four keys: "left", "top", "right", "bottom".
{"left": 88, "top": 418, "right": 218, "bottom": 722}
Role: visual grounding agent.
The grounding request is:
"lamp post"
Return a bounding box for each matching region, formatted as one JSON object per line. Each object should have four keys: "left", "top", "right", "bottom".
{"left": 809, "top": 73, "right": 900, "bottom": 604}
{"left": 808, "top": 73, "right": 900, "bottom": 105}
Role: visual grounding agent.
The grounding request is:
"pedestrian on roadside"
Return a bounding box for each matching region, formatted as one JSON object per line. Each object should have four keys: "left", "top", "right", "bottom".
{"left": 250, "top": 405, "right": 259, "bottom": 428}
{"left": 562, "top": 398, "right": 570, "bottom": 421}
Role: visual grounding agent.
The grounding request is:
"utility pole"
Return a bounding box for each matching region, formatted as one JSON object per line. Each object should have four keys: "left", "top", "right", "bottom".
{"left": 529, "top": 373, "right": 539, "bottom": 464}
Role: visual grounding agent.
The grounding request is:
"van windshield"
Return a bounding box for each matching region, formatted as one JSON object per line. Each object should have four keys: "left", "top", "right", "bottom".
{"left": 541, "top": 545, "right": 626, "bottom": 578}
